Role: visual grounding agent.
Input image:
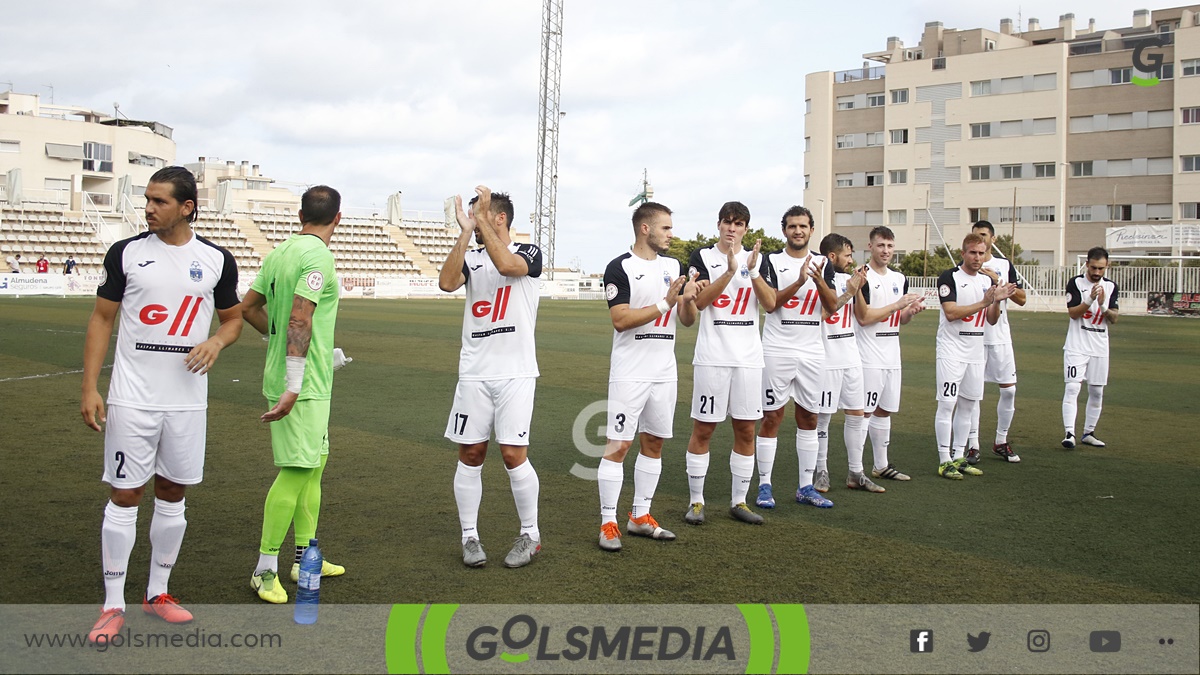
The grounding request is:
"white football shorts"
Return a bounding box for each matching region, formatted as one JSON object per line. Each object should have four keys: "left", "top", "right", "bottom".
{"left": 1064, "top": 352, "right": 1109, "bottom": 386}
{"left": 984, "top": 343, "right": 1018, "bottom": 384}
{"left": 862, "top": 366, "right": 902, "bottom": 414}
{"left": 692, "top": 365, "right": 763, "bottom": 423}
{"left": 445, "top": 377, "right": 536, "bottom": 446}
{"left": 103, "top": 405, "right": 206, "bottom": 489}
{"left": 762, "top": 354, "right": 824, "bottom": 414}
{"left": 818, "top": 364, "right": 865, "bottom": 414}
{"left": 607, "top": 380, "right": 677, "bottom": 442}
{"left": 935, "top": 358, "right": 984, "bottom": 402}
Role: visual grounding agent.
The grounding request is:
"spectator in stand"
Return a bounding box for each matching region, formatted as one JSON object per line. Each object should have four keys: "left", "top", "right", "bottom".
{"left": 64, "top": 255, "right": 78, "bottom": 275}
{"left": 7, "top": 253, "right": 21, "bottom": 273}
{"left": 36, "top": 254, "right": 50, "bottom": 273}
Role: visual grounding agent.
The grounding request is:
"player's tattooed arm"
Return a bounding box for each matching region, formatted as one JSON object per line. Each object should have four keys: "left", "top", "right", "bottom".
{"left": 809, "top": 260, "right": 838, "bottom": 314}
{"left": 828, "top": 267, "right": 866, "bottom": 316}
{"left": 286, "top": 295, "right": 316, "bottom": 357}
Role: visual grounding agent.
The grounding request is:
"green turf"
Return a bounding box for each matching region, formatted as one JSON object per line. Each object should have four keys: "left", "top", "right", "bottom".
{"left": 1, "top": 297, "right": 1197, "bottom": 605}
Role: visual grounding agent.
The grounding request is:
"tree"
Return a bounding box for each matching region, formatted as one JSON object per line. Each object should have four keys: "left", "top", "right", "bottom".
{"left": 899, "top": 246, "right": 958, "bottom": 278}
{"left": 664, "top": 229, "right": 782, "bottom": 270}
{"left": 992, "top": 234, "right": 1031, "bottom": 265}
{"left": 742, "top": 228, "right": 785, "bottom": 256}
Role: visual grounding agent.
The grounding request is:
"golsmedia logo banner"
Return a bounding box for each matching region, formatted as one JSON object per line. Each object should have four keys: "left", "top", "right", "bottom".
{"left": 385, "top": 603, "right": 810, "bottom": 674}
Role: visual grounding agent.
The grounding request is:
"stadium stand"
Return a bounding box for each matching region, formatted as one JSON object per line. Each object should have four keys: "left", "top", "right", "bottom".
{"left": 1, "top": 203, "right": 111, "bottom": 274}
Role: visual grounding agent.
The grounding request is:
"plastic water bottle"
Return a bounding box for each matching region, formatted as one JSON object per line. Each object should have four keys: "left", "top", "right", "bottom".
{"left": 294, "top": 538, "right": 321, "bottom": 624}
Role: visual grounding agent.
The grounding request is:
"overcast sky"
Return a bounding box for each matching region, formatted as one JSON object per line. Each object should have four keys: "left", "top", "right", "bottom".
{"left": 2, "top": 0, "right": 1146, "bottom": 272}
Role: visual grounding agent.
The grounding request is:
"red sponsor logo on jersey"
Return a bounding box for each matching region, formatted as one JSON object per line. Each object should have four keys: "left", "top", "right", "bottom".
{"left": 654, "top": 306, "right": 673, "bottom": 327}
{"left": 783, "top": 289, "right": 819, "bottom": 314}
{"left": 887, "top": 310, "right": 902, "bottom": 327}
{"left": 713, "top": 288, "right": 752, "bottom": 315}
{"left": 825, "top": 302, "right": 854, "bottom": 328}
{"left": 1082, "top": 309, "right": 1105, "bottom": 325}
{"left": 961, "top": 311, "right": 987, "bottom": 327}
{"left": 472, "top": 286, "right": 513, "bottom": 321}
{"left": 139, "top": 296, "right": 204, "bottom": 336}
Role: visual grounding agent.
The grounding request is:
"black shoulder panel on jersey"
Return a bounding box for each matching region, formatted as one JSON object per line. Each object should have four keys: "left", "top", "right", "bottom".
{"left": 1065, "top": 275, "right": 1084, "bottom": 308}
{"left": 860, "top": 280, "right": 872, "bottom": 304}
{"left": 603, "top": 253, "right": 633, "bottom": 308}
{"left": 515, "top": 243, "right": 543, "bottom": 278}
{"left": 760, "top": 253, "right": 777, "bottom": 289}
{"left": 96, "top": 232, "right": 150, "bottom": 302}
{"left": 936, "top": 268, "right": 958, "bottom": 304}
{"left": 687, "top": 247, "right": 710, "bottom": 283}
{"left": 823, "top": 258, "right": 836, "bottom": 286}
{"left": 1107, "top": 278, "right": 1120, "bottom": 309}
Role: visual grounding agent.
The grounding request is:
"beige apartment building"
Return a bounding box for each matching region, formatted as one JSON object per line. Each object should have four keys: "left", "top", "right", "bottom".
{"left": 804, "top": 5, "right": 1200, "bottom": 265}
{"left": 0, "top": 91, "right": 174, "bottom": 211}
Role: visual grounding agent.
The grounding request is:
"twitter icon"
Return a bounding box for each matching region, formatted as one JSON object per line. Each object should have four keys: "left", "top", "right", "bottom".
{"left": 967, "top": 632, "right": 992, "bottom": 652}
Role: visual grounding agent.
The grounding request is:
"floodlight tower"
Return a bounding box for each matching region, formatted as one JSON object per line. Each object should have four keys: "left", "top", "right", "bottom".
{"left": 533, "top": 0, "right": 563, "bottom": 279}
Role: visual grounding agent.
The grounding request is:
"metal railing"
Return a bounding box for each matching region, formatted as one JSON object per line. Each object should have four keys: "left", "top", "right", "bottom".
{"left": 834, "top": 66, "right": 885, "bottom": 83}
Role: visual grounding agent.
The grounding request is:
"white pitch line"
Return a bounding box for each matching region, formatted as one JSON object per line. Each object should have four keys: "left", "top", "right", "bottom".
{"left": 0, "top": 364, "right": 111, "bottom": 383}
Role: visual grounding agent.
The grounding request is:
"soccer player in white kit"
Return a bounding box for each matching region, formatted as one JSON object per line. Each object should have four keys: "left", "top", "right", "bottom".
{"left": 597, "top": 202, "right": 698, "bottom": 551}
{"left": 933, "top": 233, "right": 1016, "bottom": 479}
{"left": 812, "top": 234, "right": 882, "bottom": 494}
{"left": 439, "top": 187, "right": 544, "bottom": 569}
{"left": 683, "top": 201, "right": 773, "bottom": 525}
{"left": 80, "top": 166, "right": 242, "bottom": 644}
{"left": 1061, "top": 247, "right": 1120, "bottom": 449}
{"left": 753, "top": 206, "right": 838, "bottom": 509}
{"left": 855, "top": 227, "right": 925, "bottom": 483}
{"left": 965, "top": 221, "right": 1026, "bottom": 464}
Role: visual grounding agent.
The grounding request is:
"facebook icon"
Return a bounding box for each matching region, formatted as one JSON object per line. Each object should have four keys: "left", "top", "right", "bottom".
{"left": 910, "top": 629, "right": 934, "bottom": 653}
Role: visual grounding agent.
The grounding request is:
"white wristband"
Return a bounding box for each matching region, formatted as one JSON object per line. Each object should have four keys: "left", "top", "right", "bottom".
{"left": 749, "top": 266, "right": 761, "bottom": 279}
{"left": 285, "top": 356, "right": 306, "bottom": 394}
{"left": 655, "top": 299, "right": 671, "bottom": 316}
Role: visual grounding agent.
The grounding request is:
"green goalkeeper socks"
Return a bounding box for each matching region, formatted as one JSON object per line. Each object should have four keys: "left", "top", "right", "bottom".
{"left": 259, "top": 465, "right": 317, "bottom": 555}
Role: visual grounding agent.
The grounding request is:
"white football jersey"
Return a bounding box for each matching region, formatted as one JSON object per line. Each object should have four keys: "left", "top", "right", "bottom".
{"left": 1064, "top": 274, "right": 1119, "bottom": 357}
{"left": 604, "top": 252, "right": 682, "bottom": 383}
{"left": 821, "top": 267, "right": 861, "bottom": 369}
{"left": 687, "top": 245, "right": 763, "bottom": 368}
{"left": 457, "top": 243, "right": 542, "bottom": 381}
{"left": 857, "top": 266, "right": 909, "bottom": 368}
{"left": 936, "top": 266, "right": 991, "bottom": 364}
{"left": 981, "top": 255, "right": 1022, "bottom": 346}
{"left": 97, "top": 231, "right": 239, "bottom": 411}
{"left": 760, "top": 251, "right": 826, "bottom": 358}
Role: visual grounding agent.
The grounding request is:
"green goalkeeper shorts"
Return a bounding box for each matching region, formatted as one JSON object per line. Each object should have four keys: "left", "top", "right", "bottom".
{"left": 267, "top": 397, "right": 331, "bottom": 468}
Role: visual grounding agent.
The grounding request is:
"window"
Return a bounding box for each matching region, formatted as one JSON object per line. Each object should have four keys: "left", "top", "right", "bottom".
{"left": 836, "top": 134, "right": 855, "bottom": 149}
{"left": 1107, "top": 159, "right": 1133, "bottom": 176}
{"left": 985, "top": 39, "right": 996, "bottom": 51}
{"left": 891, "top": 89, "right": 908, "bottom": 104}
{"left": 888, "top": 209, "right": 907, "bottom": 224}
{"left": 1032, "top": 206, "right": 1056, "bottom": 222}
{"left": 971, "top": 80, "right": 992, "bottom": 96}
{"left": 0, "top": 140, "right": 18, "bottom": 153}
{"left": 129, "top": 153, "right": 164, "bottom": 168}
{"left": 1183, "top": 156, "right": 1200, "bottom": 173}
{"left": 1148, "top": 158, "right": 1173, "bottom": 175}
{"left": 970, "top": 165, "right": 991, "bottom": 181}
{"left": 999, "top": 120, "right": 1022, "bottom": 137}
{"left": 1033, "top": 117, "right": 1056, "bottom": 134}
{"left": 1070, "top": 116, "right": 1094, "bottom": 133}
{"left": 971, "top": 123, "right": 992, "bottom": 138}
{"left": 1000, "top": 76, "right": 1023, "bottom": 94}
{"left": 1109, "top": 204, "right": 1132, "bottom": 221}
{"left": 890, "top": 128, "right": 909, "bottom": 144}
{"left": 865, "top": 211, "right": 884, "bottom": 225}
{"left": 1184, "top": 59, "right": 1200, "bottom": 77}
{"left": 804, "top": 175, "right": 810, "bottom": 189}
{"left": 1034, "top": 163, "right": 1055, "bottom": 178}
{"left": 836, "top": 174, "right": 853, "bottom": 187}
{"left": 1182, "top": 203, "right": 1199, "bottom": 219}
{"left": 836, "top": 96, "right": 855, "bottom": 110}
{"left": 867, "top": 93, "right": 886, "bottom": 107}
{"left": 1032, "top": 73, "right": 1057, "bottom": 90}
{"left": 1071, "top": 161, "right": 1094, "bottom": 177}
{"left": 1110, "top": 68, "right": 1132, "bottom": 84}
{"left": 804, "top": 137, "right": 811, "bottom": 152}
{"left": 44, "top": 178, "right": 70, "bottom": 191}
{"left": 83, "top": 142, "right": 113, "bottom": 173}
{"left": 1108, "top": 113, "right": 1133, "bottom": 130}
{"left": 1184, "top": 108, "right": 1200, "bottom": 125}
{"left": 1161, "top": 64, "right": 1175, "bottom": 81}
{"left": 889, "top": 169, "right": 907, "bottom": 185}
{"left": 996, "top": 207, "right": 1015, "bottom": 223}
{"left": 968, "top": 208, "right": 990, "bottom": 222}
{"left": 865, "top": 132, "right": 885, "bottom": 147}
{"left": 834, "top": 211, "right": 853, "bottom": 226}
{"left": 1148, "top": 110, "right": 1174, "bottom": 127}
{"left": 1147, "top": 203, "right": 1172, "bottom": 220}
{"left": 1001, "top": 164, "right": 1022, "bottom": 180}
{"left": 866, "top": 172, "right": 884, "bottom": 187}
{"left": 1069, "top": 206, "right": 1092, "bottom": 222}
{"left": 805, "top": 99, "right": 812, "bottom": 114}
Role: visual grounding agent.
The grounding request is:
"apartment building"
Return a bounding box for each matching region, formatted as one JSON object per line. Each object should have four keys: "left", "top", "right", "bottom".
{"left": 804, "top": 5, "right": 1200, "bottom": 265}
{"left": 0, "top": 91, "right": 175, "bottom": 211}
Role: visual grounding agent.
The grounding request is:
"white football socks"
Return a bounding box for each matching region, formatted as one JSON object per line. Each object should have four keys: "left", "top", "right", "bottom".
{"left": 686, "top": 452, "right": 709, "bottom": 504}
{"left": 101, "top": 501, "right": 138, "bottom": 611}
{"left": 506, "top": 459, "right": 540, "bottom": 542}
{"left": 146, "top": 498, "right": 186, "bottom": 599}
{"left": 868, "top": 415, "right": 891, "bottom": 471}
{"left": 844, "top": 414, "right": 866, "bottom": 473}
{"left": 597, "top": 458, "right": 623, "bottom": 525}
{"left": 816, "top": 413, "right": 831, "bottom": 473}
{"left": 730, "top": 452, "right": 755, "bottom": 507}
{"left": 996, "top": 386, "right": 1016, "bottom": 444}
{"left": 935, "top": 400, "right": 955, "bottom": 464}
{"left": 951, "top": 398, "right": 978, "bottom": 459}
{"left": 796, "top": 428, "right": 818, "bottom": 488}
{"left": 631, "top": 454, "right": 661, "bottom": 519}
{"left": 1084, "top": 384, "right": 1104, "bottom": 434}
{"left": 755, "top": 436, "right": 777, "bottom": 486}
{"left": 1062, "top": 381, "right": 1081, "bottom": 434}
{"left": 967, "top": 399, "right": 981, "bottom": 449}
{"left": 453, "top": 461, "right": 483, "bottom": 544}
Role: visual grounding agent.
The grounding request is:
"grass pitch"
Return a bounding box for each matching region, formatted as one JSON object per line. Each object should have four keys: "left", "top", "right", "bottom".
{"left": 1, "top": 297, "right": 1197, "bottom": 606}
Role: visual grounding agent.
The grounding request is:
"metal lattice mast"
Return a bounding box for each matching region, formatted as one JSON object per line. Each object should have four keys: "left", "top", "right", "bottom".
{"left": 533, "top": 0, "right": 563, "bottom": 278}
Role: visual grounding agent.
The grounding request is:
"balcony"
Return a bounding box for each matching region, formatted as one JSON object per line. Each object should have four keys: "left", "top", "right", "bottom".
{"left": 834, "top": 66, "right": 885, "bottom": 83}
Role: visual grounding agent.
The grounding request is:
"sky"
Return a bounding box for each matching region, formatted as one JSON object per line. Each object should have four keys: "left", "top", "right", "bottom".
{"left": 1, "top": 0, "right": 1147, "bottom": 273}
